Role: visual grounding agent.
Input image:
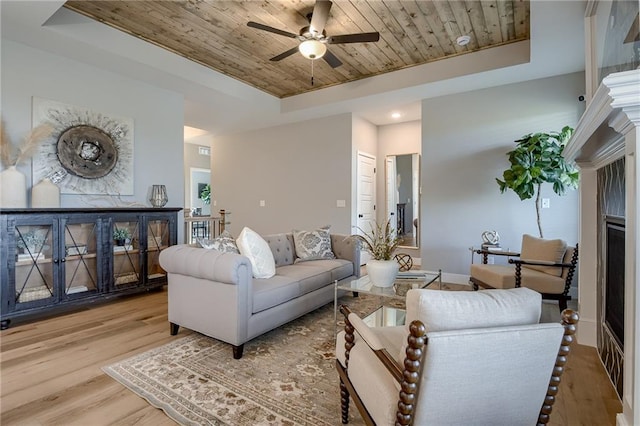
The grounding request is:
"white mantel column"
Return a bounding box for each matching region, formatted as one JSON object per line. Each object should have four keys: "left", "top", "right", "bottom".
{"left": 619, "top": 118, "right": 639, "bottom": 426}
{"left": 563, "top": 69, "right": 640, "bottom": 426}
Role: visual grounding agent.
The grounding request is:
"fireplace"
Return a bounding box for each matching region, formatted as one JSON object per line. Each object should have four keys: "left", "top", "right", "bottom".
{"left": 564, "top": 68, "right": 638, "bottom": 425}
{"left": 604, "top": 218, "right": 625, "bottom": 350}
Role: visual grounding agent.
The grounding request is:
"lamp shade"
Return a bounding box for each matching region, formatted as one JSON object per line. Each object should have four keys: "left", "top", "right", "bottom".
{"left": 298, "top": 40, "right": 327, "bottom": 60}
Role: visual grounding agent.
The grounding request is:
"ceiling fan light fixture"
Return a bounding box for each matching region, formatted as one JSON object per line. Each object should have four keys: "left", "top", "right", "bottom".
{"left": 299, "top": 39, "right": 327, "bottom": 60}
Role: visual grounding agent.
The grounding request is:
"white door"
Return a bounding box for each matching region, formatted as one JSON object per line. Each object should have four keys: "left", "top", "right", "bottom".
{"left": 357, "top": 152, "right": 376, "bottom": 265}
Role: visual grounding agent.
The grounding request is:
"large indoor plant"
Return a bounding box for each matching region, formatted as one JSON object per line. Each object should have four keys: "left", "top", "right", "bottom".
{"left": 496, "top": 126, "right": 579, "bottom": 238}
{"left": 350, "top": 219, "right": 401, "bottom": 287}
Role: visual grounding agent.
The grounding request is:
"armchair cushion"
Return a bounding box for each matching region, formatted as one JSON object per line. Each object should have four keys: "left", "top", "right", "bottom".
{"left": 520, "top": 234, "right": 566, "bottom": 276}
{"left": 414, "top": 323, "right": 564, "bottom": 425}
{"left": 405, "top": 287, "right": 541, "bottom": 332}
{"left": 470, "top": 263, "right": 567, "bottom": 294}
{"left": 336, "top": 325, "right": 406, "bottom": 425}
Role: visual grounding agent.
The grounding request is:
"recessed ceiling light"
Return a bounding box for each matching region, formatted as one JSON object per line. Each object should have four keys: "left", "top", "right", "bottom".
{"left": 456, "top": 35, "right": 471, "bottom": 46}
{"left": 391, "top": 112, "right": 402, "bottom": 119}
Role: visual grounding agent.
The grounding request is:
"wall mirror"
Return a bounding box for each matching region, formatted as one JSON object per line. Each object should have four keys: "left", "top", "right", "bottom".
{"left": 385, "top": 153, "right": 420, "bottom": 248}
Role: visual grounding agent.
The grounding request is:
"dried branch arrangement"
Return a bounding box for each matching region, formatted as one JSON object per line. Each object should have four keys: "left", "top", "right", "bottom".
{"left": 0, "top": 120, "right": 54, "bottom": 168}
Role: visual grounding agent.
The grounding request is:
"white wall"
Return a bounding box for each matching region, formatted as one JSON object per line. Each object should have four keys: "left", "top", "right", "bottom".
{"left": 1, "top": 41, "right": 184, "bottom": 223}
{"left": 421, "top": 72, "right": 585, "bottom": 278}
{"left": 212, "top": 113, "right": 353, "bottom": 235}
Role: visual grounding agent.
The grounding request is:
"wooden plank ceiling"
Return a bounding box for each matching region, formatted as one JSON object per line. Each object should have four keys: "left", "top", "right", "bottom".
{"left": 63, "top": 1, "right": 530, "bottom": 98}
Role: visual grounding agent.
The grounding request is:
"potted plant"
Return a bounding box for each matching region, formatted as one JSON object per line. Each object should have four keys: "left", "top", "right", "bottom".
{"left": 350, "top": 219, "right": 401, "bottom": 287}
{"left": 113, "top": 227, "right": 131, "bottom": 246}
{"left": 200, "top": 184, "right": 211, "bottom": 205}
{"left": 17, "top": 230, "right": 47, "bottom": 254}
{"left": 496, "top": 126, "right": 579, "bottom": 238}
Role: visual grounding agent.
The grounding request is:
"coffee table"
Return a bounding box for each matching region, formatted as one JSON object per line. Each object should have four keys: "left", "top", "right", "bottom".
{"left": 334, "top": 269, "right": 441, "bottom": 330}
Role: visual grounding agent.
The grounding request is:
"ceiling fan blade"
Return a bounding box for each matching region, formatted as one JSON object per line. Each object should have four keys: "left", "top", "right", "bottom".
{"left": 309, "top": 0, "right": 332, "bottom": 35}
{"left": 270, "top": 46, "right": 300, "bottom": 62}
{"left": 328, "top": 32, "right": 380, "bottom": 44}
{"left": 323, "top": 49, "right": 342, "bottom": 68}
{"left": 247, "top": 21, "right": 298, "bottom": 39}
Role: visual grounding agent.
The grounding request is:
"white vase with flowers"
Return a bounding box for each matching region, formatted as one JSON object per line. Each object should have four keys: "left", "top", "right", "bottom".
{"left": 349, "top": 219, "right": 401, "bottom": 287}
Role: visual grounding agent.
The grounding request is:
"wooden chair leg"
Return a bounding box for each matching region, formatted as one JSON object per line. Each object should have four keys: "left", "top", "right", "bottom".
{"left": 340, "top": 378, "right": 350, "bottom": 424}
{"left": 558, "top": 298, "right": 568, "bottom": 312}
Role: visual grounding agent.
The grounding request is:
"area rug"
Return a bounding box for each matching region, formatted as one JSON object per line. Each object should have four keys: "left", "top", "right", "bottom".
{"left": 103, "top": 293, "right": 408, "bottom": 425}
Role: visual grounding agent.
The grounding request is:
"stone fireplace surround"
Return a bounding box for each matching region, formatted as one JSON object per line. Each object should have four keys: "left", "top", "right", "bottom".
{"left": 564, "top": 69, "right": 639, "bottom": 426}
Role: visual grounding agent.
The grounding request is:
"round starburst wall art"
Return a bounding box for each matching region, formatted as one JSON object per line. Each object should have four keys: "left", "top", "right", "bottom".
{"left": 32, "top": 97, "right": 134, "bottom": 195}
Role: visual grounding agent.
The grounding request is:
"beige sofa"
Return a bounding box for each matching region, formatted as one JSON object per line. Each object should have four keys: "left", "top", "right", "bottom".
{"left": 159, "top": 232, "right": 359, "bottom": 359}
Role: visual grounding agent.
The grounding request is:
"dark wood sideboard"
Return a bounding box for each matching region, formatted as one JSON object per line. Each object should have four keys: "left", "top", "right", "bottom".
{"left": 0, "top": 207, "right": 181, "bottom": 329}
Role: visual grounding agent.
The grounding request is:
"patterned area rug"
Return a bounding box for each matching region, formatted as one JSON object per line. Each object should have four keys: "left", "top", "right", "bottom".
{"left": 103, "top": 292, "right": 408, "bottom": 425}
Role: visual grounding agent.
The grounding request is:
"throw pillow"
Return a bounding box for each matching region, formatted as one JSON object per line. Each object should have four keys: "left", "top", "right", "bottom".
{"left": 197, "top": 230, "right": 240, "bottom": 254}
{"left": 236, "top": 227, "right": 276, "bottom": 279}
{"left": 292, "top": 225, "right": 336, "bottom": 262}
{"left": 520, "top": 234, "right": 567, "bottom": 277}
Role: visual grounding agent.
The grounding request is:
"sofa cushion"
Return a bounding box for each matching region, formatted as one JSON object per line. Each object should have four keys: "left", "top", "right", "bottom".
{"left": 293, "top": 226, "right": 336, "bottom": 262}
{"left": 520, "top": 234, "right": 567, "bottom": 277}
{"left": 236, "top": 227, "right": 276, "bottom": 279}
{"left": 295, "top": 258, "right": 354, "bottom": 282}
{"left": 197, "top": 230, "right": 240, "bottom": 254}
{"left": 262, "top": 233, "right": 295, "bottom": 267}
{"left": 252, "top": 275, "right": 299, "bottom": 313}
{"left": 276, "top": 264, "right": 332, "bottom": 295}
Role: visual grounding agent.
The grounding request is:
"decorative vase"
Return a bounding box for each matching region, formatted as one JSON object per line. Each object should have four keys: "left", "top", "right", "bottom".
{"left": 366, "top": 259, "right": 399, "bottom": 287}
{"left": 0, "top": 166, "right": 27, "bottom": 208}
{"left": 31, "top": 178, "right": 60, "bottom": 208}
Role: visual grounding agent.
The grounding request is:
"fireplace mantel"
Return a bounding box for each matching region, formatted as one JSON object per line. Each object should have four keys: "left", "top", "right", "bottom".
{"left": 564, "top": 68, "right": 639, "bottom": 426}
{"left": 565, "top": 70, "right": 640, "bottom": 166}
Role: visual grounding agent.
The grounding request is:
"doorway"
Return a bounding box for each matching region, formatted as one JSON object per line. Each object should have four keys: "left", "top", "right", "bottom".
{"left": 189, "top": 167, "right": 211, "bottom": 216}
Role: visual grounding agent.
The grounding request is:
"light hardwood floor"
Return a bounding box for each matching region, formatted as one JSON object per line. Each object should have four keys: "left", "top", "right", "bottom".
{"left": 1, "top": 288, "right": 622, "bottom": 425}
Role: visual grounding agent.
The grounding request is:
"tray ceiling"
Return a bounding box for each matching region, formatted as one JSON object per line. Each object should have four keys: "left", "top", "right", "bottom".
{"left": 63, "top": 0, "right": 530, "bottom": 99}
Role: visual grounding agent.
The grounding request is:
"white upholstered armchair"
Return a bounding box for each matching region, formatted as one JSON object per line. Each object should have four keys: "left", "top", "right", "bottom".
{"left": 335, "top": 288, "right": 579, "bottom": 425}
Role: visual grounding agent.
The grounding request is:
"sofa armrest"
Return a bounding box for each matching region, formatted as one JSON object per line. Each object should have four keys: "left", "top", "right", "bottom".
{"left": 159, "top": 244, "right": 252, "bottom": 284}
{"left": 332, "top": 233, "right": 361, "bottom": 277}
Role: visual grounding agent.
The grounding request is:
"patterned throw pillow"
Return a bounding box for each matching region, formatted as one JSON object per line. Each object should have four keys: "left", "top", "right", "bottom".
{"left": 197, "top": 230, "right": 240, "bottom": 254}
{"left": 292, "top": 226, "right": 336, "bottom": 262}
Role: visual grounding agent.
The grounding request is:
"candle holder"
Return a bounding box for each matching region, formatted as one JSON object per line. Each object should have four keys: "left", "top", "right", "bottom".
{"left": 149, "top": 185, "right": 168, "bottom": 208}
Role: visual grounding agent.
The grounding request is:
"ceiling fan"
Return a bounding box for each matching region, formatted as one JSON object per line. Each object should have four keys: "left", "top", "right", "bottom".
{"left": 247, "top": 0, "right": 380, "bottom": 69}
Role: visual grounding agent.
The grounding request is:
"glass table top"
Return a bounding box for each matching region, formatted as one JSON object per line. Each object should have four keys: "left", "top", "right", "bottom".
{"left": 336, "top": 270, "right": 441, "bottom": 299}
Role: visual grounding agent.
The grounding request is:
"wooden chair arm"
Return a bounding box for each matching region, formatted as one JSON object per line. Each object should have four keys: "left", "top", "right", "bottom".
{"left": 339, "top": 304, "right": 403, "bottom": 383}
{"left": 475, "top": 249, "right": 521, "bottom": 257}
{"left": 508, "top": 258, "right": 573, "bottom": 268}
{"left": 475, "top": 248, "right": 520, "bottom": 264}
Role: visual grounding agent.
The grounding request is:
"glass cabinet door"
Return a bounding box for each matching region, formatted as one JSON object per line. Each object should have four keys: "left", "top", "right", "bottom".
{"left": 112, "top": 220, "right": 141, "bottom": 287}
{"left": 13, "top": 223, "right": 56, "bottom": 306}
{"left": 62, "top": 219, "right": 100, "bottom": 297}
{"left": 146, "top": 218, "right": 170, "bottom": 281}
